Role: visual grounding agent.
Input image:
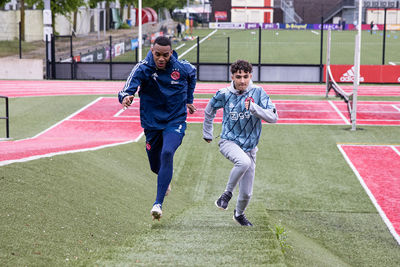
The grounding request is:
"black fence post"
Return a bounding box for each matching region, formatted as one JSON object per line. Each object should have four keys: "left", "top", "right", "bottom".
{"left": 258, "top": 25, "right": 261, "bottom": 82}
{"left": 135, "top": 45, "right": 138, "bottom": 63}
{"left": 319, "top": 17, "right": 324, "bottom": 83}
{"left": 51, "top": 34, "right": 56, "bottom": 79}
{"left": 109, "top": 35, "right": 113, "bottom": 80}
{"left": 70, "top": 35, "right": 74, "bottom": 79}
{"left": 19, "top": 21, "right": 22, "bottom": 59}
{"left": 227, "top": 36, "right": 230, "bottom": 82}
{"left": 197, "top": 36, "right": 200, "bottom": 81}
{"left": 5, "top": 97, "right": 9, "bottom": 139}
{"left": 45, "top": 34, "right": 49, "bottom": 79}
{"left": 382, "top": 8, "right": 387, "bottom": 65}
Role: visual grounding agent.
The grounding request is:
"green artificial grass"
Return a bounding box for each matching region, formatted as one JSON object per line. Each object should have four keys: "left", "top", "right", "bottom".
{"left": 0, "top": 40, "right": 41, "bottom": 57}
{"left": 113, "top": 28, "right": 400, "bottom": 66}
{"left": 1, "top": 94, "right": 400, "bottom": 266}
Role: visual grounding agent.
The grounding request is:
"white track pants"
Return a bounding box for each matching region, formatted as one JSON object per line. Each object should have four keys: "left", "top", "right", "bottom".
{"left": 218, "top": 139, "right": 257, "bottom": 215}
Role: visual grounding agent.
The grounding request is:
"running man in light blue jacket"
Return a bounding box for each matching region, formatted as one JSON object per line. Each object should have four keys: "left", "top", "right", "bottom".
{"left": 203, "top": 60, "right": 278, "bottom": 226}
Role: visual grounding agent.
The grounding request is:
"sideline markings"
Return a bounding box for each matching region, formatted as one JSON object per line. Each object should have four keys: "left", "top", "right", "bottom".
{"left": 328, "top": 100, "right": 350, "bottom": 125}
{"left": 178, "top": 29, "right": 218, "bottom": 59}
{"left": 1, "top": 98, "right": 400, "bottom": 166}
{"left": 175, "top": 43, "right": 186, "bottom": 50}
{"left": 338, "top": 144, "right": 400, "bottom": 245}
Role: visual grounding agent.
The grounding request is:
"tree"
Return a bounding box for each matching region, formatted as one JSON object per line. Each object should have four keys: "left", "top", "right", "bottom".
{"left": 119, "top": 0, "right": 135, "bottom": 21}
{"left": 26, "top": 0, "right": 86, "bottom": 33}
{"left": 88, "top": 0, "right": 116, "bottom": 30}
{"left": 20, "top": 0, "right": 25, "bottom": 41}
{"left": 141, "top": 0, "right": 187, "bottom": 13}
{"left": 0, "top": 0, "right": 8, "bottom": 8}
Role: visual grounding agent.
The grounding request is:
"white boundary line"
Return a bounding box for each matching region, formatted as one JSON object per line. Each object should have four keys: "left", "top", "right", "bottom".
{"left": 178, "top": 29, "right": 218, "bottom": 59}
{"left": 328, "top": 100, "right": 350, "bottom": 125}
{"left": 337, "top": 144, "right": 400, "bottom": 245}
{"left": 392, "top": 104, "right": 400, "bottom": 113}
{"left": 311, "top": 30, "right": 319, "bottom": 35}
{"left": 175, "top": 43, "right": 186, "bottom": 50}
{"left": 22, "top": 97, "right": 104, "bottom": 141}
{"left": 0, "top": 97, "right": 145, "bottom": 166}
{"left": 0, "top": 140, "right": 134, "bottom": 167}
{"left": 391, "top": 146, "right": 400, "bottom": 156}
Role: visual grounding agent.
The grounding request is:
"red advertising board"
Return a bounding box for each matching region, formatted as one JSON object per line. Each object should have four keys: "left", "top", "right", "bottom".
{"left": 215, "top": 11, "right": 227, "bottom": 21}
{"left": 324, "top": 65, "right": 400, "bottom": 83}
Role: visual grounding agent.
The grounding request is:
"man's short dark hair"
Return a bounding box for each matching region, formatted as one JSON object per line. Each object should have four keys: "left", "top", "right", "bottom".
{"left": 230, "top": 60, "right": 252, "bottom": 74}
{"left": 154, "top": 36, "right": 171, "bottom": 47}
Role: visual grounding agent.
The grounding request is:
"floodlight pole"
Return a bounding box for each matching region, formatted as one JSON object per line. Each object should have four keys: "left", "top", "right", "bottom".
{"left": 138, "top": 0, "right": 142, "bottom": 61}
{"left": 351, "top": 0, "right": 362, "bottom": 131}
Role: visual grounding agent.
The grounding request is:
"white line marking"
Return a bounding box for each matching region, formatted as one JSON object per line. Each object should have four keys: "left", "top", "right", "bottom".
{"left": 311, "top": 30, "right": 320, "bottom": 35}
{"left": 389, "top": 62, "right": 396, "bottom": 65}
{"left": 68, "top": 119, "right": 141, "bottom": 122}
{"left": 337, "top": 145, "right": 400, "bottom": 245}
{"left": 12, "top": 97, "right": 104, "bottom": 142}
{"left": 0, "top": 141, "right": 132, "bottom": 167}
{"left": 178, "top": 29, "right": 218, "bottom": 59}
{"left": 391, "top": 146, "right": 400, "bottom": 156}
{"left": 328, "top": 100, "right": 350, "bottom": 125}
{"left": 114, "top": 108, "right": 125, "bottom": 117}
{"left": 0, "top": 133, "right": 144, "bottom": 167}
{"left": 175, "top": 43, "right": 186, "bottom": 50}
{"left": 392, "top": 104, "right": 400, "bottom": 112}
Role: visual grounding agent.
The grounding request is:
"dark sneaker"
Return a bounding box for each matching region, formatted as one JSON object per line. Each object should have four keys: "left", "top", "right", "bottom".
{"left": 215, "top": 191, "right": 232, "bottom": 210}
{"left": 233, "top": 210, "right": 253, "bottom": 226}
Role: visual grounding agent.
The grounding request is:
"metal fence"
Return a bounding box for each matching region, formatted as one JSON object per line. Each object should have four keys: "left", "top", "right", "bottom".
{"left": 45, "top": 19, "right": 399, "bottom": 82}
{"left": 0, "top": 96, "right": 9, "bottom": 139}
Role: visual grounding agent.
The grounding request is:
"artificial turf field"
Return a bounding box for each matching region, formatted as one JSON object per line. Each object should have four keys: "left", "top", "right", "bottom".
{"left": 1, "top": 88, "right": 400, "bottom": 266}
{"left": 114, "top": 28, "right": 400, "bottom": 65}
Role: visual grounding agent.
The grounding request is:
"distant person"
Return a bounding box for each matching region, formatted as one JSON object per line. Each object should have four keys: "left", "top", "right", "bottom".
{"left": 341, "top": 19, "right": 346, "bottom": 31}
{"left": 370, "top": 21, "right": 374, "bottom": 34}
{"left": 203, "top": 60, "right": 278, "bottom": 226}
{"left": 118, "top": 36, "right": 197, "bottom": 221}
{"left": 176, "top": 22, "right": 182, "bottom": 38}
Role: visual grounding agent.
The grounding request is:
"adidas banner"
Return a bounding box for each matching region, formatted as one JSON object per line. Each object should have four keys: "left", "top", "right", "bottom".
{"left": 324, "top": 65, "right": 400, "bottom": 84}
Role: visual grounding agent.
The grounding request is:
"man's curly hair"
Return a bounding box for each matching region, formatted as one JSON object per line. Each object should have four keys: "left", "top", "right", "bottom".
{"left": 230, "top": 60, "right": 252, "bottom": 74}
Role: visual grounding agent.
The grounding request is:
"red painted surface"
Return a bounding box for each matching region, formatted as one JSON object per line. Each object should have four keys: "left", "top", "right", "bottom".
{"left": 1, "top": 97, "right": 400, "bottom": 164}
{"left": 2, "top": 80, "right": 400, "bottom": 97}
{"left": 340, "top": 145, "right": 400, "bottom": 242}
{"left": 0, "top": 98, "right": 142, "bottom": 163}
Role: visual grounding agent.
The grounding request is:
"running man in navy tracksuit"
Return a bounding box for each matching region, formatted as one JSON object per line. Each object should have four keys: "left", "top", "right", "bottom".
{"left": 118, "top": 36, "right": 197, "bottom": 221}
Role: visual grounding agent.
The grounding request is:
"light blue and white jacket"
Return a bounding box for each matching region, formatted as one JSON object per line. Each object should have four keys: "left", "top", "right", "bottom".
{"left": 203, "top": 80, "right": 278, "bottom": 152}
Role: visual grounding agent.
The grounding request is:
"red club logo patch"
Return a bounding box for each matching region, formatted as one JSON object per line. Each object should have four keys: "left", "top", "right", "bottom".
{"left": 245, "top": 97, "right": 255, "bottom": 103}
{"left": 146, "top": 142, "right": 151, "bottom": 151}
{"left": 171, "top": 70, "right": 180, "bottom": 80}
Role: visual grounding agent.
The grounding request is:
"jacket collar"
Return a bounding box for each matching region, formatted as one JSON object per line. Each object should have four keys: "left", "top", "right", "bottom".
{"left": 228, "top": 80, "right": 253, "bottom": 95}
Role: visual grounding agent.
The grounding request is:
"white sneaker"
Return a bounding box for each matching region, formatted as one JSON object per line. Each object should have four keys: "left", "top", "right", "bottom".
{"left": 165, "top": 184, "right": 172, "bottom": 196}
{"left": 151, "top": 204, "right": 162, "bottom": 221}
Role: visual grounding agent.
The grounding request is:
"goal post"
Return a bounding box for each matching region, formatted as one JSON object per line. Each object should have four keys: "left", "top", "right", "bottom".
{"left": 325, "top": 28, "right": 354, "bottom": 120}
{"left": 351, "top": 0, "right": 363, "bottom": 131}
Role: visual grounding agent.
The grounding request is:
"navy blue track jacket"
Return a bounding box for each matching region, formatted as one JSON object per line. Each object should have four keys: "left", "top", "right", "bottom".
{"left": 118, "top": 50, "right": 197, "bottom": 130}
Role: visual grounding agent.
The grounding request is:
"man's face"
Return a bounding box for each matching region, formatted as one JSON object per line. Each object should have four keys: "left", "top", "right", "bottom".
{"left": 151, "top": 43, "right": 172, "bottom": 70}
{"left": 232, "top": 70, "right": 252, "bottom": 92}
